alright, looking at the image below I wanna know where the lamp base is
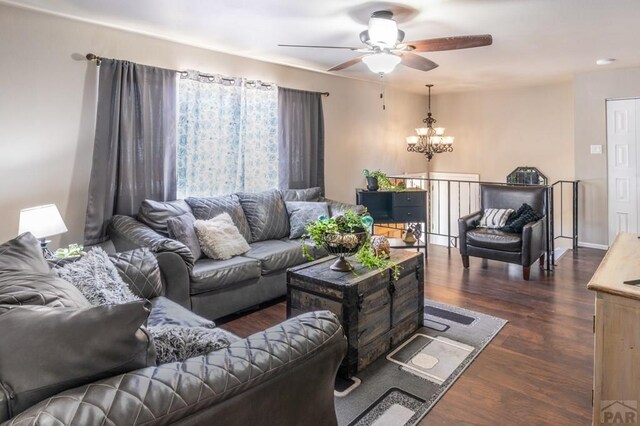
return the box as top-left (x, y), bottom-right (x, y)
top-left (40, 238), bottom-right (54, 259)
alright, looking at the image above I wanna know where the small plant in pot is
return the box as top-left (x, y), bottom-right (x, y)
top-left (302, 210), bottom-right (400, 278)
top-left (362, 169), bottom-right (401, 191)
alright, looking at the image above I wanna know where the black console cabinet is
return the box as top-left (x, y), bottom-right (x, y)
top-left (356, 189), bottom-right (427, 224)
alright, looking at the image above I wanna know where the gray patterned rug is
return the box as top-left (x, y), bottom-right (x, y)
top-left (335, 300), bottom-right (507, 426)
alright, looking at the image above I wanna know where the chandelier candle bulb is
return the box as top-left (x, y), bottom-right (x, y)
top-left (406, 136), bottom-right (419, 145)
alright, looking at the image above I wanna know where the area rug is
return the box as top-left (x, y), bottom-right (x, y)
top-left (334, 300), bottom-right (507, 426)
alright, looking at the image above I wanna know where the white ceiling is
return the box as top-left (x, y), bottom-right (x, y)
top-left (4, 0), bottom-right (640, 93)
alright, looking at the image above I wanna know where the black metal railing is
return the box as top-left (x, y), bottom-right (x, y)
top-left (375, 175), bottom-right (580, 270)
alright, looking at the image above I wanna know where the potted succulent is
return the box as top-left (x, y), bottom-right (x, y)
top-left (302, 210), bottom-right (400, 278)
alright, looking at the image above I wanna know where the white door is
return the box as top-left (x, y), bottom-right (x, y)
top-left (607, 99), bottom-right (640, 244)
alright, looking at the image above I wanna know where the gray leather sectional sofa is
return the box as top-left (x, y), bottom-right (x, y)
top-left (0, 233), bottom-right (346, 426)
top-left (109, 187), bottom-right (360, 320)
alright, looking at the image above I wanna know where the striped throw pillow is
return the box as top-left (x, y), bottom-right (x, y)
top-left (478, 208), bottom-right (514, 229)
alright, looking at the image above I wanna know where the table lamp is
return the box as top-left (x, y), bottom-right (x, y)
top-left (18, 204), bottom-right (68, 257)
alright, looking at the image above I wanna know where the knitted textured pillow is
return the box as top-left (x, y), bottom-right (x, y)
top-left (478, 208), bottom-right (514, 229)
top-left (55, 248), bottom-right (141, 306)
top-left (501, 203), bottom-right (543, 233)
top-left (194, 213), bottom-right (250, 260)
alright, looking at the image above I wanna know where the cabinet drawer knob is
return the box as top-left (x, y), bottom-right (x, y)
top-left (407, 212), bottom-right (412, 216)
top-left (407, 197), bottom-right (412, 201)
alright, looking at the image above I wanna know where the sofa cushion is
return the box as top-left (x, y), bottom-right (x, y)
top-left (0, 233), bottom-right (50, 273)
top-left (166, 212), bottom-right (202, 260)
top-left (281, 187), bottom-right (322, 202)
top-left (286, 201), bottom-right (330, 239)
top-left (55, 248), bottom-right (141, 306)
top-left (467, 228), bottom-right (522, 252)
top-left (0, 271), bottom-right (90, 308)
top-left (186, 195), bottom-right (252, 243)
top-left (148, 296), bottom-right (216, 328)
top-left (0, 300), bottom-right (155, 416)
top-left (190, 256), bottom-right (261, 294)
top-left (237, 190), bottom-right (290, 242)
top-left (138, 199), bottom-right (192, 236)
top-left (109, 248), bottom-right (164, 300)
top-left (244, 240), bottom-right (311, 275)
top-left (194, 213), bottom-right (251, 260)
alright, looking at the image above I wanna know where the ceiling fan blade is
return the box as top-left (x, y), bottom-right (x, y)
top-left (328, 55), bottom-right (366, 72)
top-left (401, 35), bottom-right (493, 52)
top-left (400, 53), bottom-right (439, 72)
top-left (278, 44), bottom-right (360, 50)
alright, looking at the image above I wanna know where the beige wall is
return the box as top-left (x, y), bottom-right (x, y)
top-left (0, 4), bottom-right (428, 246)
top-left (574, 67), bottom-right (640, 246)
top-left (429, 82), bottom-right (575, 183)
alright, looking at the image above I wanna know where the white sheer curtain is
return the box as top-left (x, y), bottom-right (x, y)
top-left (177, 71), bottom-right (279, 198)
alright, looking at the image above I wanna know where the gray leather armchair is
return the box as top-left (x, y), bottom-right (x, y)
top-left (458, 184), bottom-right (547, 280)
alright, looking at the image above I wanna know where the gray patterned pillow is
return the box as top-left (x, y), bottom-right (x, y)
top-left (281, 187), bottom-right (322, 202)
top-left (186, 195), bottom-right (252, 242)
top-left (138, 199), bottom-right (192, 236)
top-left (286, 201), bottom-right (330, 239)
top-left (166, 212), bottom-right (202, 260)
top-left (237, 190), bottom-right (290, 242)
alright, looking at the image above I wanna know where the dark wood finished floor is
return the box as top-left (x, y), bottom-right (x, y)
top-left (221, 245), bottom-right (605, 425)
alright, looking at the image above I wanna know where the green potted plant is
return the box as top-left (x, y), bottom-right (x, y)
top-left (362, 169), bottom-right (403, 191)
top-left (302, 210), bottom-right (400, 278)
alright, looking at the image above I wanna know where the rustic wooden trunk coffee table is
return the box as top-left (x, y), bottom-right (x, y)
top-left (287, 250), bottom-right (424, 378)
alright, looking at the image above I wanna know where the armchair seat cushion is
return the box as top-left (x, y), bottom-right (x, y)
top-left (190, 256), bottom-right (261, 294)
top-left (467, 228), bottom-right (522, 252)
top-left (244, 239), bottom-right (309, 275)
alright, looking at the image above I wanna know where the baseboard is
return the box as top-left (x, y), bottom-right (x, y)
top-left (578, 241), bottom-right (609, 250)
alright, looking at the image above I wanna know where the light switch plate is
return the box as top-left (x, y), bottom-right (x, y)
top-left (590, 145), bottom-right (603, 154)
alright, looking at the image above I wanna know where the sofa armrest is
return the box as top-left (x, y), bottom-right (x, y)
top-left (108, 215), bottom-right (195, 270)
top-left (155, 251), bottom-right (191, 309)
top-left (458, 211), bottom-right (482, 255)
top-left (5, 311), bottom-right (346, 426)
top-left (522, 217), bottom-right (546, 266)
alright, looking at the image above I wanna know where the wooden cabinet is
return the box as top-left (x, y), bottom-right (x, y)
top-left (287, 250), bottom-right (424, 378)
top-left (588, 233), bottom-right (640, 425)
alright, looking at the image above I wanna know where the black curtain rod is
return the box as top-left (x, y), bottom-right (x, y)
top-left (85, 53), bottom-right (330, 97)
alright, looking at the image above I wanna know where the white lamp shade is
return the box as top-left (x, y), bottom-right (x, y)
top-left (444, 136), bottom-right (455, 145)
top-left (362, 52), bottom-right (401, 74)
top-left (406, 136), bottom-right (419, 145)
top-left (415, 127), bottom-right (430, 136)
top-left (18, 204), bottom-right (67, 239)
top-left (434, 127), bottom-right (446, 136)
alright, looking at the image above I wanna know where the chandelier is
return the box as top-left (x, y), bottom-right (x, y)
top-left (406, 84), bottom-right (454, 161)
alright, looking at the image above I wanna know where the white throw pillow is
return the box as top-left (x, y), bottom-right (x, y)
top-left (194, 213), bottom-right (250, 260)
top-left (478, 208), bottom-right (514, 229)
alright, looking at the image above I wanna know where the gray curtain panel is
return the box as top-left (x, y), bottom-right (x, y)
top-left (278, 88), bottom-right (325, 192)
top-left (84, 59), bottom-right (177, 245)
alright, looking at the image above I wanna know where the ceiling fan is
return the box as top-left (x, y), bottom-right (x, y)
top-left (279, 10), bottom-right (492, 74)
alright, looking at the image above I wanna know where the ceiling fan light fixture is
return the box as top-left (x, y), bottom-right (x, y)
top-left (362, 52), bottom-right (401, 74)
top-left (368, 15), bottom-right (398, 47)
